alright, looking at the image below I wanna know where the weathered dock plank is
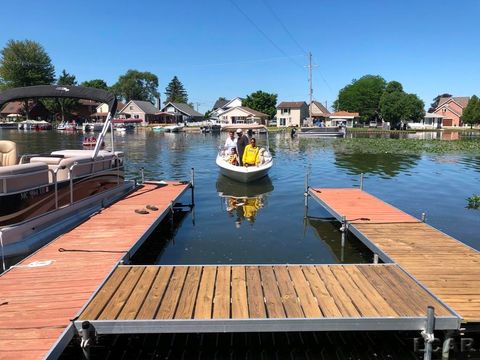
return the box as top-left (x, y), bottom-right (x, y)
top-left (0, 181), bottom-right (191, 360)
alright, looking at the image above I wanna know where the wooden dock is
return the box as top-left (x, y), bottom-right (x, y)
top-left (75, 264), bottom-right (458, 334)
top-left (0, 181), bottom-right (191, 360)
top-left (309, 188), bottom-right (480, 325)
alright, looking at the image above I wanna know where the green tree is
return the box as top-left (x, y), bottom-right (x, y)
top-left (380, 81), bottom-right (424, 128)
top-left (333, 75), bottom-right (386, 123)
top-left (42, 70), bottom-right (78, 122)
top-left (0, 39), bottom-right (55, 118)
top-left (462, 95), bottom-right (480, 128)
top-left (242, 90), bottom-right (277, 118)
top-left (112, 69), bottom-right (159, 103)
top-left (164, 76), bottom-right (188, 104)
top-left (428, 93), bottom-right (452, 112)
top-left (81, 79), bottom-right (108, 90)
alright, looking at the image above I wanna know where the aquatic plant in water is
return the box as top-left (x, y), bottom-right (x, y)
top-left (467, 194), bottom-right (480, 209)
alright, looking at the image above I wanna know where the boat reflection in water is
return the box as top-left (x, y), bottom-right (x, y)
top-left (216, 175), bottom-right (273, 228)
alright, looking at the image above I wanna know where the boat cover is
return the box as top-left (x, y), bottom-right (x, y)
top-left (0, 85), bottom-right (117, 114)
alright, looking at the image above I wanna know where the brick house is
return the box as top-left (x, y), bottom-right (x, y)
top-left (434, 96), bottom-right (470, 127)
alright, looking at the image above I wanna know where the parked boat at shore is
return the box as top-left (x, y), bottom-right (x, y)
top-left (298, 126), bottom-right (346, 137)
top-left (0, 85), bottom-right (134, 260)
top-left (216, 124), bottom-right (273, 183)
top-left (164, 124), bottom-right (184, 133)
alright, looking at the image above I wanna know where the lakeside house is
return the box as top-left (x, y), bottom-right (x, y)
top-left (276, 102), bottom-right (308, 127)
top-left (160, 102), bottom-right (204, 123)
top-left (91, 101), bottom-right (125, 122)
top-left (0, 101), bottom-right (49, 121)
top-left (210, 97), bottom-right (243, 121)
top-left (310, 100), bottom-right (330, 123)
top-left (434, 96), bottom-right (469, 127)
top-left (326, 111), bottom-right (360, 127)
top-left (218, 106), bottom-right (268, 125)
top-left (118, 100), bottom-right (161, 126)
top-left (408, 113), bottom-right (444, 129)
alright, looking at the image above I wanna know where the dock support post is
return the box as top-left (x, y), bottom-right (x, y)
top-left (341, 232), bottom-right (345, 262)
top-left (360, 173), bottom-right (364, 190)
top-left (80, 321), bottom-right (93, 360)
top-left (304, 173), bottom-right (309, 209)
top-left (422, 306), bottom-right (435, 360)
top-left (140, 167), bottom-right (145, 184)
top-left (191, 167), bottom-right (195, 207)
top-left (422, 212), bottom-right (427, 223)
top-left (340, 216), bottom-right (347, 232)
top-left (373, 253), bottom-right (379, 264)
top-left (170, 201), bottom-right (174, 231)
top-left (442, 331), bottom-right (454, 360)
top-left (0, 230), bottom-right (5, 272)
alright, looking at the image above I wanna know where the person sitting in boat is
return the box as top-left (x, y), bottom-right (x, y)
top-left (242, 137), bottom-right (261, 167)
top-left (236, 129), bottom-right (249, 166)
top-left (228, 148), bottom-right (239, 166)
top-left (224, 131), bottom-right (237, 154)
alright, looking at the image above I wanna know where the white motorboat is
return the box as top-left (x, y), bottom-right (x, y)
top-left (0, 85), bottom-right (135, 262)
top-left (164, 124), bottom-right (184, 133)
top-left (298, 126), bottom-right (346, 137)
top-left (216, 124), bottom-right (273, 183)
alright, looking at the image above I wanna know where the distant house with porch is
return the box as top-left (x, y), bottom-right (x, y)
top-left (326, 111), bottom-right (360, 128)
top-left (0, 100), bottom-right (50, 121)
top-left (118, 100), bottom-right (161, 126)
top-left (275, 101), bottom-right (308, 127)
top-left (218, 106), bottom-right (268, 125)
top-left (161, 102), bottom-right (204, 123)
top-left (210, 97), bottom-right (243, 121)
top-left (310, 101), bottom-right (330, 122)
top-left (434, 96), bottom-right (469, 127)
top-left (91, 101), bottom-right (125, 122)
top-left (408, 113), bottom-right (444, 129)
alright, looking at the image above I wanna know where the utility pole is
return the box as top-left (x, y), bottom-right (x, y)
top-left (308, 51), bottom-right (313, 119)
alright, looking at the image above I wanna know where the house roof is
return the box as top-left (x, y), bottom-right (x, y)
top-left (221, 106), bottom-right (268, 118)
top-left (311, 100), bottom-right (329, 114)
top-left (162, 102), bottom-right (203, 117)
top-left (213, 98), bottom-right (229, 110)
top-left (277, 101), bottom-right (307, 109)
top-left (0, 100), bottom-right (42, 115)
top-left (437, 96), bottom-right (470, 109)
top-left (329, 111), bottom-right (360, 117)
top-left (120, 100), bottom-right (158, 115)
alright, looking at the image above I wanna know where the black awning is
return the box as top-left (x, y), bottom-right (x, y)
top-left (0, 85), bottom-right (117, 115)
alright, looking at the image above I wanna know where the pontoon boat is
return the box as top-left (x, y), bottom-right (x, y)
top-left (0, 85), bottom-right (135, 261)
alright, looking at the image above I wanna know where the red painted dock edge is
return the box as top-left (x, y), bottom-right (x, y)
top-left (0, 181), bottom-right (190, 360)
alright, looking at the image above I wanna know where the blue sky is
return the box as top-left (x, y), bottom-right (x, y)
top-left (1, 0), bottom-right (479, 113)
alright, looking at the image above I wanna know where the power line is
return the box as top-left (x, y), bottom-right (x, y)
top-left (228, 0), bottom-right (304, 70)
top-left (261, 0), bottom-right (307, 55)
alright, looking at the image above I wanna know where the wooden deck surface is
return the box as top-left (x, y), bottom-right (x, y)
top-left (0, 181), bottom-right (190, 360)
top-left (79, 264), bottom-right (452, 322)
top-left (310, 188), bottom-right (480, 323)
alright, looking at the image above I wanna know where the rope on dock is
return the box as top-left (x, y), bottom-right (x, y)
top-left (58, 248), bottom-right (127, 254)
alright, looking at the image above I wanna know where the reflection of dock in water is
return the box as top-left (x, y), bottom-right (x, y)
top-left (216, 175), bottom-right (273, 228)
top-left (306, 216), bottom-right (371, 263)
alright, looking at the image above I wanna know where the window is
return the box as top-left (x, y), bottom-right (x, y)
top-left (134, 115), bottom-right (139, 119)
top-left (130, 106), bottom-right (134, 110)
top-left (280, 118), bottom-right (286, 126)
top-left (281, 108), bottom-right (290, 114)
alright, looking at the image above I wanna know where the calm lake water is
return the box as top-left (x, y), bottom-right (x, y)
top-left (2, 128), bottom-right (480, 359)
top-left (2, 128), bottom-right (480, 263)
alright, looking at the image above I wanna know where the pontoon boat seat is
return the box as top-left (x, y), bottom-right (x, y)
top-left (30, 155), bottom-right (94, 182)
top-left (0, 163), bottom-right (49, 193)
top-left (0, 140), bottom-right (17, 167)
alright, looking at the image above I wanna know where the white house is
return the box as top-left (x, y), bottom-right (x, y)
top-left (218, 106), bottom-right (268, 125)
top-left (408, 113), bottom-right (443, 129)
top-left (276, 102), bottom-right (308, 127)
top-left (210, 97), bottom-right (243, 121)
top-left (326, 111), bottom-right (359, 128)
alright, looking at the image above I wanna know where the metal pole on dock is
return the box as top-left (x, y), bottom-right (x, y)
top-left (191, 167), bottom-right (195, 207)
top-left (442, 331), bottom-right (454, 360)
top-left (304, 172), bottom-right (309, 209)
top-left (341, 232), bottom-right (345, 262)
top-left (360, 173), bottom-right (364, 190)
top-left (422, 212), bottom-right (427, 222)
top-left (422, 306), bottom-right (435, 360)
top-left (373, 253), bottom-right (379, 264)
top-left (80, 321), bottom-right (92, 360)
top-left (140, 167), bottom-right (145, 184)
